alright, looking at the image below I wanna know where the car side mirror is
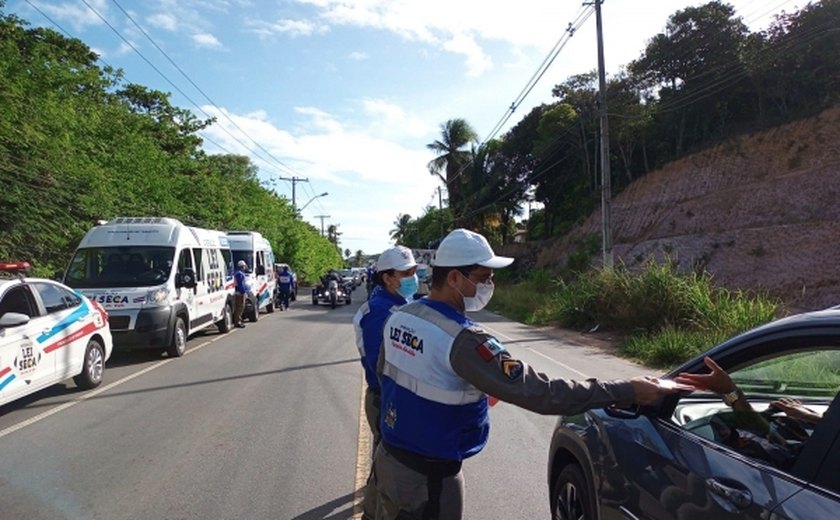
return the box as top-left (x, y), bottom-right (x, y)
top-left (0, 312), bottom-right (30, 329)
top-left (180, 268), bottom-right (197, 289)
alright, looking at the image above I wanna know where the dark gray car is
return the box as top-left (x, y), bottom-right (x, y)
top-left (548, 308), bottom-right (840, 519)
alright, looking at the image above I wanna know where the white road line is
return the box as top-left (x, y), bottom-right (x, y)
top-left (483, 323), bottom-right (590, 377)
top-left (0, 331), bottom-right (232, 440)
top-left (353, 369), bottom-right (370, 520)
top-left (526, 347), bottom-right (589, 378)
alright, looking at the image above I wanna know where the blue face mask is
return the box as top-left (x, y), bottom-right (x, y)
top-left (396, 274), bottom-right (419, 298)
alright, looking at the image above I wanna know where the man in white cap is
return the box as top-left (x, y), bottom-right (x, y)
top-left (371, 228), bottom-right (682, 520)
top-left (353, 245), bottom-right (418, 519)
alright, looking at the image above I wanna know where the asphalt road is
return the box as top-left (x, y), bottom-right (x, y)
top-left (0, 287), bottom-right (651, 519)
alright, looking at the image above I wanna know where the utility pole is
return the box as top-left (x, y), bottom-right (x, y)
top-left (314, 215), bottom-right (330, 236)
top-left (277, 176), bottom-right (309, 210)
top-left (594, 0), bottom-right (613, 267)
top-left (437, 186), bottom-right (444, 238)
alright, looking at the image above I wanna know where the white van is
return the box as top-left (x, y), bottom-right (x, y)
top-left (226, 231), bottom-right (276, 320)
top-left (63, 217), bottom-right (235, 357)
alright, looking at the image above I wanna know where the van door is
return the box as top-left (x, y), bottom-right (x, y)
top-left (175, 248), bottom-right (199, 333)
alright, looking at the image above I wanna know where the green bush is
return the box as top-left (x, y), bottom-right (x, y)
top-left (489, 259), bottom-right (781, 368)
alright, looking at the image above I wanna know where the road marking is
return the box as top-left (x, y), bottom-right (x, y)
top-left (526, 347), bottom-right (589, 378)
top-left (353, 369), bottom-right (370, 520)
top-left (483, 323), bottom-right (590, 377)
top-left (0, 330), bottom-right (232, 440)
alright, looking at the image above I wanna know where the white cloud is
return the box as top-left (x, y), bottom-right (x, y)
top-left (33, 0), bottom-right (110, 30)
top-left (247, 18), bottom-right (328, 38)
top-left (361, 99), bottom-right (432, 140)
top-left (192, 32), bottom-right (222, 48)
top-left (348, 51), bottom-right (369, 61)
top-left (442, 34), bottom-right (493, 77)
top-left (147, 12), bottom-right (178, 31)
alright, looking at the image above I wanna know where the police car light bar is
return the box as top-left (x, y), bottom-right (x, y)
top-left (0, 261), bottom-right (31, 272)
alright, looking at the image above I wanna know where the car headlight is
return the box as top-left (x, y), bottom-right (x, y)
top-left (145, 286), bottom-right (170, 304)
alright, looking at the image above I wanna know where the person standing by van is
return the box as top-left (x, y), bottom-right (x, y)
top-left (233, 260), bottom-right (249, 328)
top-left (276, 265), bottom-right (293, 311)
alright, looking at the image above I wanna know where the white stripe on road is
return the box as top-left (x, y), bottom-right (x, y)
top-left (483, 323), bottom-right (590, 378)
top-left (0, 330), bottom-right (233, 440)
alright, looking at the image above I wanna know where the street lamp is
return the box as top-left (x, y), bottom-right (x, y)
top-left (299, 192), bottom-right (328, 213)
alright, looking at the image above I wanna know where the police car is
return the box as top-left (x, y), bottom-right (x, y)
top-left (0, 261), bottom-right (113, 408)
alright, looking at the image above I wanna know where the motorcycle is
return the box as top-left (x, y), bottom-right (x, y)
top-left (312, 277), bottom-right (352, 308)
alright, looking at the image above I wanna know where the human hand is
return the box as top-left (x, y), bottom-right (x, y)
top-left (771, 397), bottom-right (823, 423)
top-left (630, 376), bottom-right (691, 406)
top-left (674, 357), bottom-right (736, 394)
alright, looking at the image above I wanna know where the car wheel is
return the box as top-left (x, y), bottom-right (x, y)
top-left (73, 338), bottom-right (105, 390)
top-left (217, 304), bottom-right (232, 333)
top-left (167, 317), bottom-right (187, 358)
top-left (553, 464), bottom-right (594, 520)
top-left (266, 297), bottom-right (275, 313)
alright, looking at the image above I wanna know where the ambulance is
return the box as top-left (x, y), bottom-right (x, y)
top-left (226, 231), bottom-right (276, 321)
top-left (63, 217), bottom-right (234, 357)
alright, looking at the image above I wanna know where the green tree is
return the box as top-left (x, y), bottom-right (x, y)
top-left (426, 118), bottom-right (478, 220)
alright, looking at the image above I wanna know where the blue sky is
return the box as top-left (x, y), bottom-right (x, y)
top-left (8, 0), bottom-right (796, 256)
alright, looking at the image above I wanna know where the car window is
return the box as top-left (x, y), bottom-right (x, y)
top-left (672, 347), bottom-right (840, 472)
top-left (0, 285), bottom-right (37, 318)
top-left (32, 282), bottom-right (82, 314)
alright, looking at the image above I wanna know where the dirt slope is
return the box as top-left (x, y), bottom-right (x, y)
top-left (501, 106), bottom-right (840, 312)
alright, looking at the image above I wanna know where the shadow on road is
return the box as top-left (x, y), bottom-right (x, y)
top-left (289, 491), bottom-right (359, 519)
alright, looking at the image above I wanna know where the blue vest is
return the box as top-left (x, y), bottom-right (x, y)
top-left (353, 286), bottom-right (406, 391)
top-left (379, 299), bottom-right (489, 461)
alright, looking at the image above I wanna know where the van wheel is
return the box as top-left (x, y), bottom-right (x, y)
top-left (217, 304), bottom-right (232, 333)
top-left (167, 317), bottom-right (187, 357)
top-left (73, 338), bottom-right (105, 390)
top-left (248, 298), bottom-right (259, 322)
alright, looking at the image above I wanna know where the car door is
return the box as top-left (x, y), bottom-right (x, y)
top-left (0, 284), bottom-right (55, 404)
top-left (175, 247), bottom-right (200, 331)
top-left (601, 329), bottom-right (840, 520)
top-left (30, 282), bottom-right (89, 380)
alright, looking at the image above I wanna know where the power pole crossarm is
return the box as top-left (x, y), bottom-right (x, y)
top-left (278, 176), bottom-right (309, 210)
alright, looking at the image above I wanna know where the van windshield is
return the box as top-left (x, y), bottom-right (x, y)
top-left (231, 250), bottom-right (253, 271)
top-left (65, 246), bottom-right (176, 288)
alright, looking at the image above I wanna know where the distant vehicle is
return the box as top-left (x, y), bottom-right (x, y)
top-left (274, 263), bottom-right (297, 302)
top-left (312, 273), bottom-right (351, 308)
top-left (337, 269), bottom-right (358, 288)
top-left (226, 231), bottom-right (276, 320)
top-left (1, 261), bottom-right (113, 407)
top-left (548, 307), bottom-right (840, 520)
top-left (64, 217), bottom-right (233, 357)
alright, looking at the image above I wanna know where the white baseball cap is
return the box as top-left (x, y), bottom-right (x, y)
top-left (376, 246), bottom-right (417, 271)
top-left (237, 260), bottom-right (247, 268)
top-left (434, 229), bottom-right (514, 269)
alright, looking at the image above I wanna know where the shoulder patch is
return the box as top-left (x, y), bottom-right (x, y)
top-left (502, 359), bottom-right (524, 380)
top-left (475, 337), bottom-right (506, 361)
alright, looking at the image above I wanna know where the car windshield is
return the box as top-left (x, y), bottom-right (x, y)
top-left (338, 269), bottom-right (353, 278)
top-left (64, 246), bottom-right (176, 288)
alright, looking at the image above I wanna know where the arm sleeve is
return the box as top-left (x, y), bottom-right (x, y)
top-left (449, 328), bottom-right (635, 416)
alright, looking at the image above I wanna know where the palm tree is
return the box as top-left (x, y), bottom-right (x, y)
top-left (426, 118), bottom-right (478, 217)
top-left (390, 213), bottom-right (412, 244)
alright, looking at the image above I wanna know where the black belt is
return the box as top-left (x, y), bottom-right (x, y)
top-left (382, 442), bottom-right (461, 478)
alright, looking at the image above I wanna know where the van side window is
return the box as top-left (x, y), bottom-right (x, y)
top-left (177, 249), bottom-right (193, 273)
top-left (193, 248), bottom-right (205, 281)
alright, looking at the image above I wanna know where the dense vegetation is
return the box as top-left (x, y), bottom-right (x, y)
top-left (397, 0), bottom-right (840, 248)
top-left (0, 6), bottom-right (342, 282)
top-left (489, 261), bottom-right (780, 368)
